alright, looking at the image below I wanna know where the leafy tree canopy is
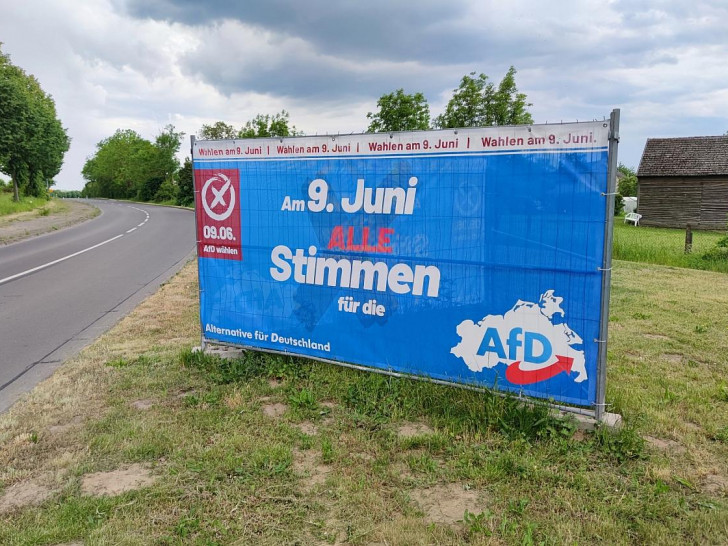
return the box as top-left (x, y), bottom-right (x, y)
top-left (617, 164), bottom-right (638, 197)
top-left (176, 157), bottom-right (194, 207)
top-left (0, 44), bottom-right (70, 201)
top-left (366, 89), bottom-right (430, 133)
top-left (198, 121), bottom-right (237, 140)
top-left (82, 125), bottom-right (184, 202)
top-left (435, 67), bottom-right (533, 128)
top-left (198, 111), bottom-right (301, 140)
top-left (239, 111), bottom-right (300, 138)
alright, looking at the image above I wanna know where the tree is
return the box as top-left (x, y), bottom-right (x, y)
top-left (617, 164), bottom-right (638, 197)
top-left (199, 111), bottom-right (301, 140)
top-left (23, 82), bottom-right (70, 197)
top-left (238, 110), bottom-right (300, 138)
top-left (198, 121), bottom-right (236, 140)
top-left (82, 125), bottom-right (184, 202)
top-left (149, 124), bottom-right (183, 202)
top-left (176, 157), bottom-right (193, 206)
top-left (82, 129), bottom-right (156, 199)
top-left (435, 67), bottom-right (533, 128)
top-left (0, 45), bottom-right (69, 201)
top-left (154, 177), bottom-right (178, 203)
top-left (366, 89), bottom-right (430, 133)
top-left (0, 47), bottom-right (29, 201)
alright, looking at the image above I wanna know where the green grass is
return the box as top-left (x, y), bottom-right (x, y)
top-left (0, 191), bottom-right (50, 216)
top-left (613, 220), bottom-right (728, 272)
top-left (1, 261), bottom-right (727, 544)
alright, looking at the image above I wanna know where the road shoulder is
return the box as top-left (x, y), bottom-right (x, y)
top-left (0, 199), bottom-right (100, 245)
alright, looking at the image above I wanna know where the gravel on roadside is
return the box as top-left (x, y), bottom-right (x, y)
top-left (0, 199), bottom-right (100, 245)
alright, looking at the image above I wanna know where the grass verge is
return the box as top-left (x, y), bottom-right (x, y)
top-left (0, 192), bottom-right (56, 217)
top-left (613, 220), bottom-right (728, 273)
top-left (0, 259), bottom-right (726, 544)
top-left (0, 199), bottom-right (97, 245)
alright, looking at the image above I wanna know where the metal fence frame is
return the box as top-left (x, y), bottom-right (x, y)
top-left (191, 113), bottom-right (620, 421)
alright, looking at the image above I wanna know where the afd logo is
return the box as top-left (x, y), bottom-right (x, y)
top-left (451, 291), bottom-right (588, 386)
top-left (477, 327), bottom-right (553, 364)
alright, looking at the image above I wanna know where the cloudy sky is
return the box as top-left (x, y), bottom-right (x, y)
top-left (1, 0), bottom-right (726, 190)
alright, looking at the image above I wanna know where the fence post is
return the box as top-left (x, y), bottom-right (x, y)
top-left (596, 109), bottom-right (620, 422)
top-left (190, 135), bottom-right (206, 352)
top-left (685, 224), bottom-right (693, 254)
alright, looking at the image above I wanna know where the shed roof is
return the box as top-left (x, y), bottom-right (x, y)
top-left (637, 136), bottom-right (728, 177)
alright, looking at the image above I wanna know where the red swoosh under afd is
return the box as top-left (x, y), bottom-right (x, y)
top-left (505, 355), bottom-right (574, 385)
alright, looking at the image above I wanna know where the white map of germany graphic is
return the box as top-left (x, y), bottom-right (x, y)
top-left (451, 290), bottom-right (587, 384)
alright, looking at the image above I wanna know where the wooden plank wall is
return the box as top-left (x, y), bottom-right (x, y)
top-left (638, 176), bottom-right (728, 229)
top-left (701, 181), bottom-right (728, 228)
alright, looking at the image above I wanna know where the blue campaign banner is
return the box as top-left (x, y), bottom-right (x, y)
top-left (193, 122), bottom-right (611, 408)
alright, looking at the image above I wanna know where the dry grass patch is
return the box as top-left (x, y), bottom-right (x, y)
top-left (397, 422), bottom-right (435, 439)
top-left (0, 478), bottom-right (54, 514)
top-left (645, 435), bottom-right (686, 454)
top-left (129, 398), bottom-right (155, 411)
top-left (410, 483), bottom-right (481, 525)
top-left (80, 464), bottom-right (156, 497)
top-left (294, 421), bottom-right (319, 435)
top-left (703, 474), bottom-right (728, 495)
top-left (662, 353), bottom-right (684, 364)
top-left (262, 402), bottom-right (288, 418)
top-left (1, 259), bottom-right (728, 544)
top-left (293, 448), bottom-right (332, 490)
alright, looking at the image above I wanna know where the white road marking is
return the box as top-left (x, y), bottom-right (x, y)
top-left (0, 234), bottom-right (124, 286)
top-left (0, 205), bottom-right (151, 286)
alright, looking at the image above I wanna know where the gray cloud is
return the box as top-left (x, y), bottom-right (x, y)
top-left (123, 0), bottom-right (483, 64)
top-left (2, 0), bottom-right (727, 189)
top-left (123, 0), bottom-right (728, 113)
top-left (177, 20), bottom-right (460, 104)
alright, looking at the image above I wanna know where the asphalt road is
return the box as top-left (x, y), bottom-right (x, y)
top-left (0, 200), bottom-right (195, 413)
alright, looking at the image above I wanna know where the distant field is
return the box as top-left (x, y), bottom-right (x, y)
top-left (613, 220), bottom-right (727, 273)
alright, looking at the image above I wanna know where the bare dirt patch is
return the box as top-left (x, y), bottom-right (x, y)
top-left (410, 483), bottom-right (480, 525)
top-left (391, 461), bottom-right (415, 482)
top-left (0, 199), bottom-right (99, 245)
top-left (645, 436), bottom-right (686, 454)
top-left (354, 452), bottom-right (374, 462)
top-left (48, 415), bottom-right (85, 435)
top-left (268, 378), bottom-right (283, 388)
top-left (262, 403), bottom-right (288, 418)
top-left (176, 388), bottom-right (196, 399)
top-left (703, 474), bottom-right (728, 495)
top-left (81, 464), bottom-right (156, 496)
top-left (223, 390), bottom-right (245, 410)
top-left (293, 449), bottom-right (331, 489)
top-left (130, 398), bottom-right (155, 411)
top-left (398, 422), bottom-right (435, 439)
top-left (0, 478), bottom-right (54, 513)
top-left (662, 353), bottom-right (683, 364)
top-left (294, 421), bottom-right (318, 435)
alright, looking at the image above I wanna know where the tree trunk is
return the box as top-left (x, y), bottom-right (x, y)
top-left (12, 171), bottom-right (20, 202)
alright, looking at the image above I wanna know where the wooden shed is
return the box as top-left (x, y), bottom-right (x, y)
top-left (637, 136), bottom-right (728, 229)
